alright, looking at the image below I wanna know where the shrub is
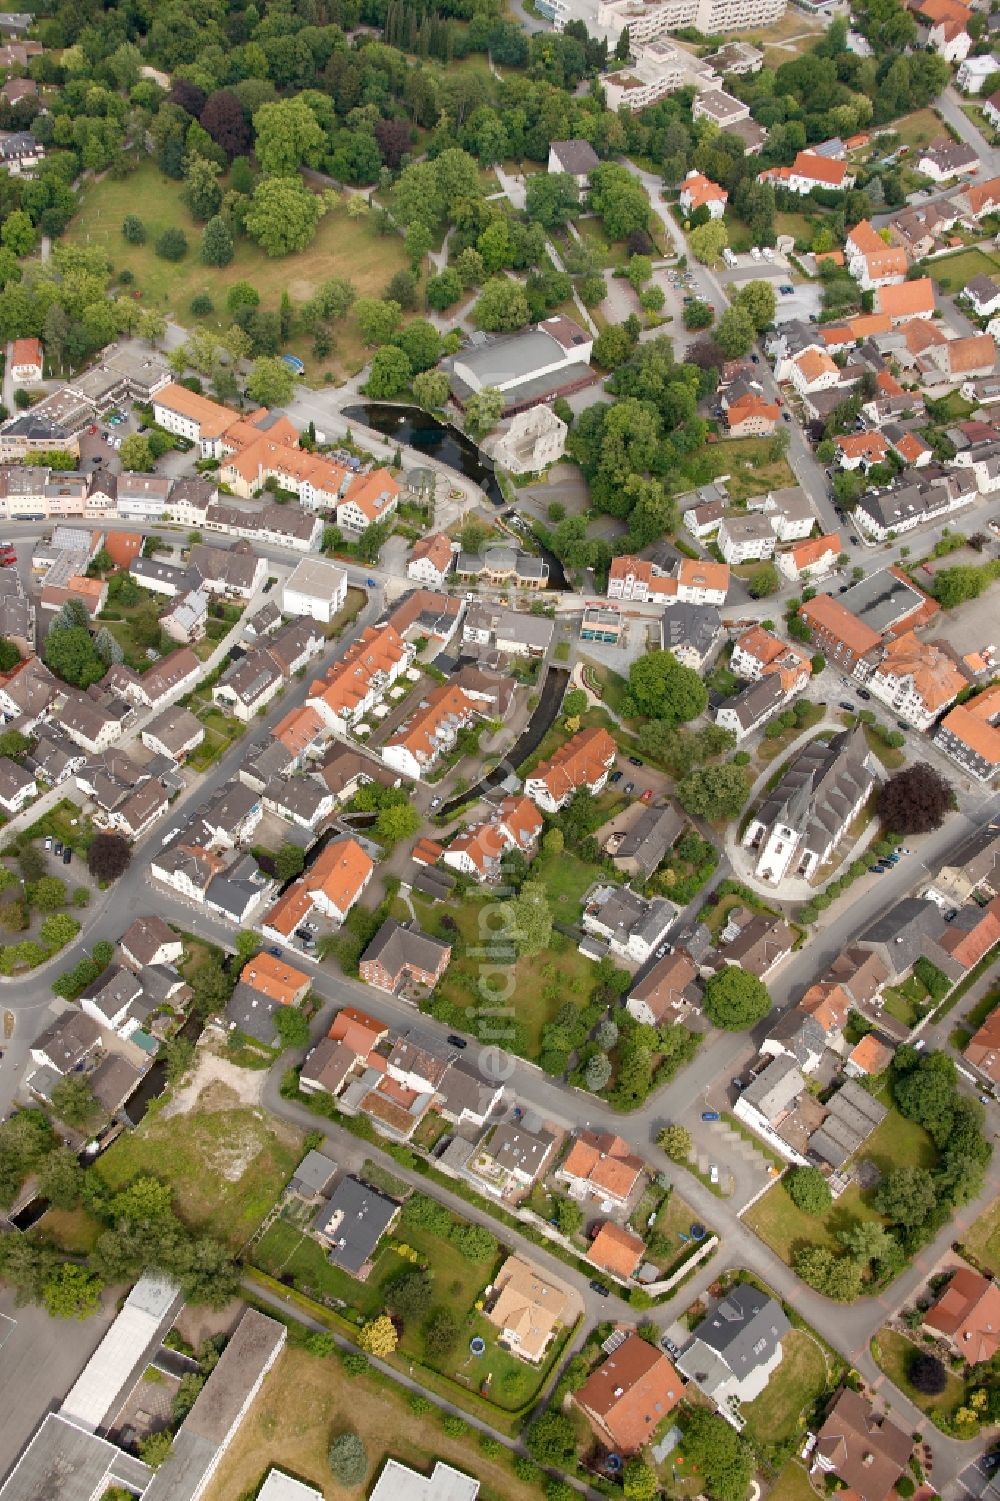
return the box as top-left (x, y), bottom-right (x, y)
top-left (155, 227), bottom-right (188, 261)
top-left (909, 1350), bottom-right (947, 1395)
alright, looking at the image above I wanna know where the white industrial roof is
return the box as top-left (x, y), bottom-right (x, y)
top-left (257, 1473), bottom-right (324, 1501)
top-left (60, 1274), bottom-right (180, 1432)
top-left (368, 1459), bottom-right (480, 1501)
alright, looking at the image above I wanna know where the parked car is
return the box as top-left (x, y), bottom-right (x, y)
top-left (267, 946), bottom-right (282, 958)
top-left (702, 1110), bottom-right (720, 1121)
top-left (367, 577), bottom-right (377, 587)
top-left (628, 756), bottom-right (643, 767)
top-left (709, 1165), bottom-right (720, 1184)
top-left (895, 721), bottom-right (909, 732)
top-left (839, 701), bottom-right (856, 712)
top-left (589, 1280), bottom-right (611, 1297)
top-left (609, 770), bottom-right (624, 783)
top-left (54, 841), bottom-right (63, 856)
top-left (623, 782), bottom-right (634, 795)
top-left (446, 1034), bottom-right (468, 1049)
top-left (858, 688), bottom-right (871, 700)
top-left (782, 412), bottom-right (791, 422)
top-left (868, 864), bottom-right (884, 874)
top-left (44, 837), bottom-right (51, 851)
top-left (641, 788), bottom-right (653, 802)
top-left (62, 848), bottom-right (71, 864)
top-left (850, 534), bottom-right (860, 544)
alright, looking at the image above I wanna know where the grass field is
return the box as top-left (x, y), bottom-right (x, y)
top-left (203, 1345), bottom-right (544, 1501)
top-left (37, 1205), bottom-right (102, 1254)
top-left (745, 1109), bottom-right (935, 1265)
top-left (871, 1328), bottom-right (966, 1418)
top-left (890, 109), bottom-right (945, 150)
top-left (964, 1197), bottom-right (1000, 1275)
top-left (772, 211), bottom-right (821, 247)
top-left (766, 1462), bottom-right (822, 1501)
top-left (741, 1329), bottom-right (829, 1445)
top-left (926, 247), bottom-right (1000, 295)
top-left (693, 437), bottom-right (796, 503)
top-left (95, 1085), bottom-right (302, 1249)
top-left (67, 160), bottom-right (411, 384)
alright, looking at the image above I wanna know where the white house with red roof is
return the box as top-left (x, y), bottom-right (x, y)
top-left (678, 170), bottom-right (727, 220)
top-left (759, 150), bottom-right (852, 196)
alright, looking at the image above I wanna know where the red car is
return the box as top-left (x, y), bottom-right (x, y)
top-left (641, 788), bottom-right (653, 802)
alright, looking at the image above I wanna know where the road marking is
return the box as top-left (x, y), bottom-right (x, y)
top-left (0, 1311), bottom-right (15, 1349)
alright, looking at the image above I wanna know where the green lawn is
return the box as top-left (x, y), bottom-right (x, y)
top-left (581, 662), bottom-right (632, 721)
top-left (37, 1206), bottom-right (103, 1254)
top-left (963, 1197), bottom-right (1000, 1275)
top-left (745, 1108), bottom-right (936, 1265)
top-left (926, 248), bottom-right (1000, 295)
top-left (882, 985), bottom-right (920, 1029)
top-left (691, 437), bottom-right (796, 504)
top-left (891, 108), bottom-right (945, 150)
top-left (67, 159), bottom-right (411, 385)
top-left (772, 211), bottom-right (820, 246)
top-left (741, 1328), bottom-right (829, 1446)
top-left (96, 1097), bottom-right (303, 1250)
top-left (871, 1328), bottom-right (966, 1419)
top-left (766, 1462), bottom-right (822, 1501)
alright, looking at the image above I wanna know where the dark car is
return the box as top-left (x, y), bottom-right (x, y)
top-left (267, 945), bottom-right (282, 958)
top-left (782, 412), bottom-right (791, 422)
top-left (858, 688), bottom-right (871, 700)
top-left (589, 1280), bottom-right (611, 1297)
top-left (628, 756), bottom-right (643, 766)
top-left (624, 782), bottom-right (635, 795)
top-left (62, 847), bottom-right (72, 864)
top-left (895, 720), bottom-right (909, 732)
top-left (53, 841), bottom-right (63, 856)
top-left (839, 700), bottom-right (855, 712)
top-left (850, 535), bottom-right (860, 544)
top-left (701, 1110), bottom-right (720, 1121)
top-left (869, 865), bottom-right (884, 873)
top-left (609, 770), bottom-right (624, 783)
top-left (750, 353), bottom-right (760, 363)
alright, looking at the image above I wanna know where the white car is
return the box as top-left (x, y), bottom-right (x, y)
top-left (709, 1165), bottom-right (720, 1184)
top-left (750, 246), bottom-right (762, 261)
top-left (762, 246), bottom-right (774, 261)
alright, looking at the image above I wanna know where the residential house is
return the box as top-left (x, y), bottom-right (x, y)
top-left (964, 274), bottom-right (1000, 318)
top-left (730, 625), bottom-right (812, 688)
top-left (140, 705), bottom-right (204, 763)
top-left (485, 1256), bottom-right (568, 1363)
top-left (262, 836), bottom-right (374, 942)
top-left (407, 533), bottom-right (455, 587)
top-left (733, 1054), bottom-right (817, 1163)
top-left (742, 727), bottom-right (876, 885)
top-left (934, 683), bottom-right (1000, 782)
top-left (79, 964), bottom-right (150, 1041)
top-left (759, 150), bottom-right (851, 195)
top-left (333, 468), bottom-right (399, 534)
top-left (918, 139), bottom-right (979, 180)
top-left (627, 949), bottom-right (698, 1026)
top-left (581, 884), bottom-right (675, 964)
top-left (811, 1390), bottom-right (912, 1501)
top-left (725, 390), bottom-right (780, 437)
top-left (957, 52), bottom-right (999, 91)
top-left (312, 1176), bottom-right (400, 1278)
top-left (119, 916), bottom-right (183, 972)
top-left (835, 431), bottom-right (890, 471)
top-left (574, 1336), bottom-right (682, 1453)
top-left (282, 556), bottom-right (348, 624)
top-left (0, 753), bottom-right (34, 813)
top-left (261, 773), bottom-right (334, 831)
top-left (924, 1267), bottom-right (1000, 1364)
top-left (318, 744), bottom-right (401, 803)
top-left (188, 541), bottom-right (267, 600)
top-left (720, 912), bottom-right (794, 979)
top-left (716, 675), bottom-right (790, 742)
top-left (359, 918), bottom-right (452, 994)
top-left (776, 532), bottom-right (841, 582)
top-left (874, 278), bottom-right (936, 323)
top-left (660, 602), bottom-right (723, 670)
top-left (927, 332), bottom-right (996, 385)
top-left (30, 1010), bottom-right (101, 1075)
top-left (161, 588), bottom-right (209, 644)
top-left (678, 1285), bottom-right (790, 1423)
top-left (965, 1006), bottom-right (1000, 1083)
top-left (473, 1117), bottom-right (557, 1194)
top-left (586, 1221), bottom-right (647, 1281)
top-left (9, 336), bottom-right (42, 383)
top-left (442, 795), bottom-right (542, 882)
top-left (678, 170), bottom-right (728, 218)
top-left (461, 602), bottom-right (553, 656)
top-left (845, 1033), bottom-right (895, 1079)
top-left (868, 633), bottom-right (967, 729)
top-left (556, 1130), bottom-right (644, 1207)
top-left (307, 623), bottom-right (412, 735)
top-left (716, 515), bottom-right (776, 565)
top-left (381, 681), bottom-right (483, 780)
top-left (524, 725), bottom-right (616, 812)
top-left (547, 138), bottom-right (600, 185)
top-left (610, 802), bottom-right (684, 881)
top-left (787, 347), bottom-right (842, 398)
top-left (844, 220), bottom-right (908, 290)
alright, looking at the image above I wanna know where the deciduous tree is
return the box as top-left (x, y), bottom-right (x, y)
top-left (245, 177), bottom-right (324, 257)
top-left (878, 764), bottom-right (954, 834)
top-left (87, 832), bottom-right (132, 883)
top-left (703, 967), bottom-right (771, 1030)
top-left (246, 356), bottom-right (295, 407)
top-left (785, 1166), bottom-right (831, 1214)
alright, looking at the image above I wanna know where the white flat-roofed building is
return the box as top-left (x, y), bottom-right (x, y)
top-left (282, 556), bottom-right (348, 623)
top-left (368, 1459), bottom-right (480, 1501)
top-left (61, 1274), bottom-right (182, 1433)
